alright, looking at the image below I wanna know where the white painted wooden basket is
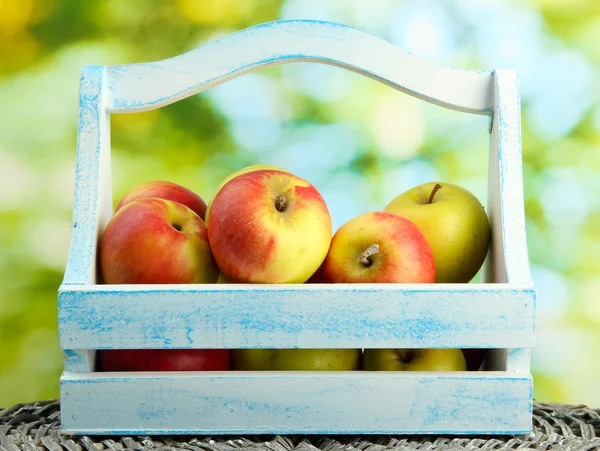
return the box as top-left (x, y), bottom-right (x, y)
top-left (58, 20), bottom-right (536, 436)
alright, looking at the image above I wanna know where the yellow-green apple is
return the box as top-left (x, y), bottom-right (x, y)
top-left (384, 182), bottom-right (490, 283)
top-left (116, 180), bottom-right (207, 220)
top-left (208, 169), bottom-right (332, 283)
top-left (321, 212), bottom-right (435, 283)
top-left (363, 348), bottom-right (466, 371)
top-left (96, 349), bottom-right (230, 371)
top-left (205, 164), bottom-right (285, 224)
top-left (232, 349), bottom-right (361, 371)
top-left (99, 198), bottom-right (219, 284)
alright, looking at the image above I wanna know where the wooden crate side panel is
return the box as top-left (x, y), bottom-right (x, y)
top-left (105, 20), bottom-right (493, 116)
top-left (60, 372), bottom-right (532, 435)
top-left (58, 285), bottom-right (535, 350)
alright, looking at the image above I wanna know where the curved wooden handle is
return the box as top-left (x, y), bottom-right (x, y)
top-left (105, 20), bottom-right (493, 115)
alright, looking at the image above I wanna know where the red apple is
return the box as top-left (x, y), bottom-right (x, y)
top-left (116, 181), bottom-right (207, 220)
top-left (96, 349), bottom-right (230, 371)
top-left (321, 212), bottom-right (435, 283)
top-left (208, 169), bottom-right (332, 283)
top-left (99, 197), bottom-right (219, 284)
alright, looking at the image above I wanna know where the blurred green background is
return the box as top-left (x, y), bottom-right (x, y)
top-left (1, 0), bottom-right (599, 407)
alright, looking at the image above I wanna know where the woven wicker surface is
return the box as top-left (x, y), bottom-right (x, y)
top-left (1, 400), bottom-right (599, 451)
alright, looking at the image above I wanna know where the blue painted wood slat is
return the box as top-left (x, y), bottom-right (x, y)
top-left (58, 284), bottom-right (535, 350)
top-left (60, 372), bottom-right (533, 435)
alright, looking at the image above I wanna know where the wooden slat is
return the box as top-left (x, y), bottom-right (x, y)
top-left (60, 371), bottom-right (532, 435)
top-left (58, 284), bottom-right (535, 350)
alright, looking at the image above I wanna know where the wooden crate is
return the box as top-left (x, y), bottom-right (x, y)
top-left (58, 19), bottom-right (536, 435)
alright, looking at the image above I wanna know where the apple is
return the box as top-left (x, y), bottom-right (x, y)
top-left (205, 164), bottom-right (285, 224)
top-left (99, 197), bottom-right (219, 284)
top-left (231, 349), bottom-right (361, 371)
top-left (363, 348), bottom-right (466, 371)
top-left (96, 349), bottom-right (230, 371)
top-left (462, 348), bottom-right (488, 371)
top-left (116, 180), bottom-right (207, 220)
top-left (305, 261), bottom-right (325, 283)
top-left (384, 182), bottom-right (490, 283)
top-left (321, 212), bottom-right (435, 283)
top-left (208, 169), bottom-right (332, 283)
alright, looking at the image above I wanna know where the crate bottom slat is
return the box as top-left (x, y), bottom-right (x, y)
top-left (60, 371), bottom-right (532, 435)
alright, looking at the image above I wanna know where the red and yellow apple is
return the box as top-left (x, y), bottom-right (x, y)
top-left (205, 164), bottom-right (285, 224)
top-left (96, 349), bottom-right (230, 371)
top-left (363, 348), bottom-right (466, 371)
top-left (321, 212), bottom-right (435, 283)
top-left (384, 182), bottom-right (490, 283)
top-left (116, 180), bottom-right (208, 220)
top-left (99, 197), bottom-right (219, 284)
top-left (208, 169), bottom-right (332, 283)
top-left (231, 349), bottom-right (361, 371)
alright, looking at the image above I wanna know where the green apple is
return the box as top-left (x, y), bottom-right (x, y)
top-left (384, 182), bottom-right (490, 283)
top-left (363, 348), bottom-right (466, 371)
top-left (232, 349), bottom-right (361, 371)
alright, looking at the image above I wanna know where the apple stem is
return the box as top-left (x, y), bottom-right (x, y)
top-left (428, 183), bottom-right (443, 204)
top-left (358, 244), bottom-right (379, 267)
top-left (276, 195), bottom-right (287, 212)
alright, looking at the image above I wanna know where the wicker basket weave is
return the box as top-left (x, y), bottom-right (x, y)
top-left (1, 400), bottom-right (599, 451)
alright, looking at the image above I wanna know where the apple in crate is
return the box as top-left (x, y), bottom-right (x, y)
top-left (384, 182), bottom-right (490, 283)
top-left (96, 349), bottom-right (230, 371)
top-left (462, 348), bottom-right (488, 371)
top-left (116, 180), bottom-right (208, 220)
top-left (232, 349), bottom-right (361, 371)
top-left (363, 348), bottom-right (466, 371)
top-left (208, 169), bottom-right (332, 283)
top-left (99, 197), bottom-right (219, 284)
top-left (321, 212), bottom-right (435, 283)
top-left (205, 164), bottom-right (285, 224)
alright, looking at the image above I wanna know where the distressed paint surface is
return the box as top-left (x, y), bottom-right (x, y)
top-left (482, 70), bottom-right (531, 286)
top-left (63, 350), bottom-right (95, 372)
top-left (60, 371), bottom-right (532, 435)
top-left (58, 284), bottom-right (535, 350)
top-left (507, 348), bottom-right (533, 371)
top-left (62, 66), bottom-right (105, 286)
top-left (104, 20), bottom-right (493, 115)
top-left (494, 71), bottom-right (532, 285)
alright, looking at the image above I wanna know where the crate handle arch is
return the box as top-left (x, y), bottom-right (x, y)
top-left (63, 19), bottom-right (530, 286)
